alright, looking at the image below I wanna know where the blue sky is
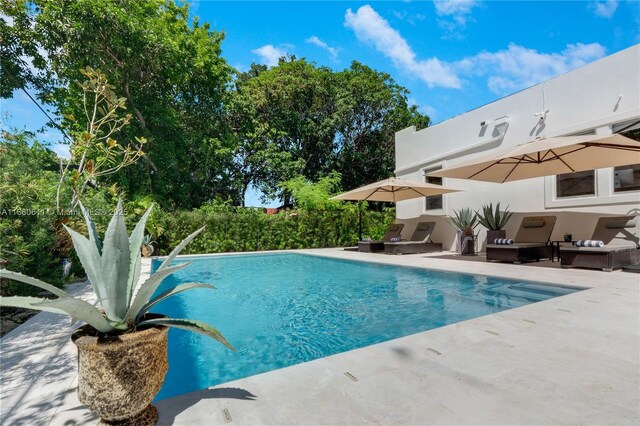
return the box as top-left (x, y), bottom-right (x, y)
top-left (2, 0), bottom-right (639, 206)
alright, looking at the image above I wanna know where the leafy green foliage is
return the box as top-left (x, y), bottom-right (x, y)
top-left (476, 202), bottom-right (513, 230)
top-left (0, 202), bottom-right (234, 349)
top-left (58, 67), bottom-right (147, 208)
top-left (450, 208), bottom-right (479, 235)
top-left (280, 172), bottom-right (345, 211)
top-left (155, 206), bottom-right (394, 254)
top-left (229, 58), bottom-right (430, 206)
top-left (0, 132), bottom-right (69, 294)
top-left (4, 2), bottom-right (430, 209)
top-left (4, 0), bottom-right (235, 208)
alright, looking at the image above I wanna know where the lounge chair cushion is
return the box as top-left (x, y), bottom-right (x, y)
top-left (605, 218), bottom-right (636, 229)
top-left (486, 242), bottom-right (547, 249)
top-left (559, 216), bottom-right (639, 271)
top-left (560, 243), bottom-right (638, 253)
top-left (588, 215), bottom-right (639, 247)
top-left (380, 223), bottom-right (405, 242)
top-left (513, 216), bottom-right (557, 243)
top-left (522, 219), bottom-right (545, 228)
top-left (408, 222), bottom-right (436, 243)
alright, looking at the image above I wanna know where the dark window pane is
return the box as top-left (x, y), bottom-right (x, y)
top-left (425, 171), bottom-right (442, 210)
top-left (614, 164), bottom-right (640, 192)
top-left (556, 170), bottom-right (595, 197)
top-left (425, 195), bottom-right (442, 210)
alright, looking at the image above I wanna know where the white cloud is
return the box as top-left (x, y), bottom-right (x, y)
top-left (433, 0), bottom-right (480, 35)
top-left (344, 4), bottom-right (607, 97)
top-left (50, 143), bottom-right (71, 159)
top-left (434, 0), bottom-right (479, 16)
top-left (251, 44), bottom-right (289, 67)
top-left (344, 5), bottom-right (461, 89)
top-left (457, 43), bottom-right (607, 95)
top-left (589, 0), bottom-right (618, 18)
top-left (393, 10), bottom-right (426, 26)
top-left (408, 97), bottom-right (437, 118)
top-left (305, 36), bottom-right (339, 60)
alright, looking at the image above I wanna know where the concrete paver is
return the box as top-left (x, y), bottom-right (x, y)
top-left (1, 249), bottom-right (638, 425)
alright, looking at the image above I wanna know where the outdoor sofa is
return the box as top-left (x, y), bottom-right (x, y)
top-left (384, 221), bottom-right (442, 255)
top-left (560, 215), bottom-right (640, 272)
top-left (358, 223), bottom-right (404, 253)
top-left (486, 216), bottom-right (557, 264)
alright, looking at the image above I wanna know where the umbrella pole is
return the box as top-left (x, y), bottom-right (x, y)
top-left (358, 200), bottom-right (363, 241)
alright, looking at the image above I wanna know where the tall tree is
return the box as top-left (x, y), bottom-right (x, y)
top-left (230, 58), bottom-right (333, 205)
top-left (230, 59), bottom-right (430, 205)
top-left (2, 0), bottom-right (235, 208)
top-left (334, 62), bottom-right (430, 191)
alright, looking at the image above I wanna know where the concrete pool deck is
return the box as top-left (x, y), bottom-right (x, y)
top-left (1, 248), bottom-right (638, 425)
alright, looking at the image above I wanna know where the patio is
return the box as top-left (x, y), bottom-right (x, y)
top-left (1, 249), bottom-right (638, 425)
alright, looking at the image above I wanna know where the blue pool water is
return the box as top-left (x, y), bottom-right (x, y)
top-left (151, 253), bottom-right (582, 400)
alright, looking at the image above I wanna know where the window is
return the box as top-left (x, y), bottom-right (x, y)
top-left (614, 164), bottom-right (640, 192)
top-left (556, 170), bottom-right (595, 198)
top-left (424, 168), bottom-right (443, 210)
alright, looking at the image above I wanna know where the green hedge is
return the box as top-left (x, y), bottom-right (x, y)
top-left (155, 208), bottom-right (395, 254)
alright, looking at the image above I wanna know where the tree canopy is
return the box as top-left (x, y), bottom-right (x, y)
top-left (2, 0), bottom-right (430, 208)
top-left (230, 58), bottom-right (430, 205)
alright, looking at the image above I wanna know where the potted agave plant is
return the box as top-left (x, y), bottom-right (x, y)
top-left (476, 202), bottom-right (514, 244)
top-left (141, 234), bottom-right (156, 257)
top-left (450, 207), bottom-right (479, 255)
top-left (0, 201), bottom-right (234, 425)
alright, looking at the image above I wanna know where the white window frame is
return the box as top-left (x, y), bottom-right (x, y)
top-left (545, 125), bottom-right (640, 208)
top-left (422, 164), bottom-right (446, 216)
top-left (612, 164), bottom-right (640, 194)
top-left (555, 169), bottom-right (597, 199)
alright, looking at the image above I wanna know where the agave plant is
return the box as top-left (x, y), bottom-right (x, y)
top-left (141, 234), bottom-right (156, 257)
top-left (476, 202), bottom-right (513, 230)
top-left (0, 201), bottom-right (234, 350)
top-left (449, 207), bottom-right (479, 235)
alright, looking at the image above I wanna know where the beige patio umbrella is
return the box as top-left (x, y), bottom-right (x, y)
top-left (331, 177), bottom-right (463, 240)
top-left (428, 133), bottom-right (640, 183)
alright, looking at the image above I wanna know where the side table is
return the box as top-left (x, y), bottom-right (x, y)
top-left (550, 240), bottom-right (575, 262)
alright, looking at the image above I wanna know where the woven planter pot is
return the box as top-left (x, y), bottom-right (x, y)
top-left (72, 320), bottom-right (169, 426)
top-left (486, 229), bottom-right (506, 245)
top-left (457, 230), bottom-right (476, 255)
top-left (141, 245), bottom-right (154, 258)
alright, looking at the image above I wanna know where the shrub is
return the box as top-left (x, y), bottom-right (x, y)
top-left (154, 206), bottom-right (394, 254)
top-left (0, 133), bottom-right (67, 295)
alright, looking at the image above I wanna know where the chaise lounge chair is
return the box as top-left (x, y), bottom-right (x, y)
top-left (358, 223), bottom-right (404, 253)
top-left (486, 216), bottom-right (557, 264)
top-left (560, 216), bottom-right (640, 272)
top-left (384, 222), bottom-right (442, 255)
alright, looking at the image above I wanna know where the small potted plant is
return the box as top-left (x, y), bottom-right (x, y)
top-left (476, 202), bottom-right (514, 244)
top-left (141, 234), bottom-right (156, 257)
top-left (0, 201), bottom-right (234, 425)
top-left (450, 208), bottom-right (479, 255)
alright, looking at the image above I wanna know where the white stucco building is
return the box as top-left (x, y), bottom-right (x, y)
top-left (394, 44), bottom-right (640, 252)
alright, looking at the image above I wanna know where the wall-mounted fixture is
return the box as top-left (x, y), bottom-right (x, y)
top-left (534, 109), bottom-right (549, 121)
top-left (480, 120), bottom-right (489, 127)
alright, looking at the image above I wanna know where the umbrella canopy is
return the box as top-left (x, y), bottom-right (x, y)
top-left (428, 134), bottom-right (640, 183)
top-left (331, 177), bottom-right (462, 202)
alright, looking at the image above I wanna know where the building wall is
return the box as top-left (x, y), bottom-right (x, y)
top-left (394, 44), bottom-right (640, 251)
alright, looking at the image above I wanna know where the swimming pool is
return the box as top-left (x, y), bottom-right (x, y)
top-left (151, 253), bottom-right (583, 400)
